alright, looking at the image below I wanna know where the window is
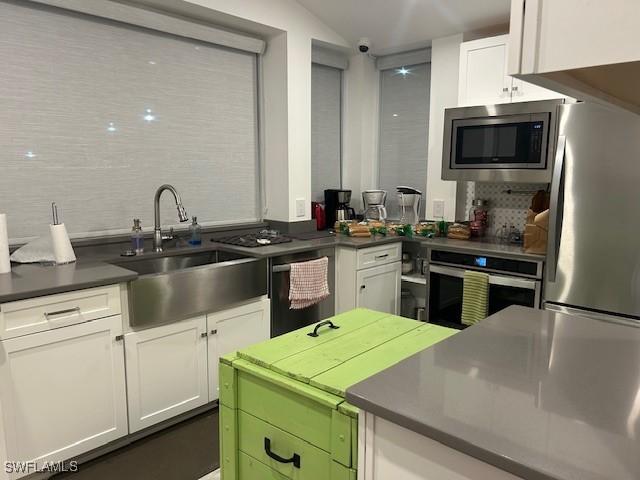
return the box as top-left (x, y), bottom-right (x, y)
top-left (0, 1), bottom-right (260, 242)
top-left (378, 63), bottom-right (431, 219)
top-left (311, 63), bottom-right (342, 203)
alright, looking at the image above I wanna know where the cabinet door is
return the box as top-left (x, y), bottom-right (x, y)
top-left (458, 36), bottom-right (511, 106)
top-left (0, 316), bottom-right (127, 477)
top-left (207, 298), bottom-right (270, 401)
top-left (125, 316), bottom-right (208, 433)
top-left (356, 263), bottom-right (401, 315)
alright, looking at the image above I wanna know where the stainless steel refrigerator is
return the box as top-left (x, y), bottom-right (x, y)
top-left (544, 101), bottom-right (640, 323)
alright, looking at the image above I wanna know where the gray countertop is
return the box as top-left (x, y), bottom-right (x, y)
top-left (346, 306), bottom-right (640, 480)
top-left (0, 261), bottom-right (137, 303)
top-left (0, 232), bottom-right (542, 303)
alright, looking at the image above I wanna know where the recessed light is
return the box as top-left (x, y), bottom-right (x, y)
top-left (143, 109), bottom-right (156, 122)
top-left (397, 67), bottom-right (410, 76)
top-left (392, 114), bottom-right (399, 117)
top-left (25, 151), bottom-right (36, 158)
top-left (107, 122), bottom-right (117, 132)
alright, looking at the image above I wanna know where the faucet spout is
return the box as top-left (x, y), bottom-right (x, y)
top-left (153, 184), bottom-right (189, 252)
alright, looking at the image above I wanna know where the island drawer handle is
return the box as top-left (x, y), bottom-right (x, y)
top-left (44, 307), bottom-right (81, 320)
top-left (264, 438), bottom-right (301, 469)
top-left (374, 253), bottom-right (389, 259)
top-left (307, 320), bottom-right (340, 338)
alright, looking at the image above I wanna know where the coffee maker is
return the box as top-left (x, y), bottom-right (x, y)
top-left (324, 189), bottom-right (355, 228)
top-left (396, 186), bottom-right (422, 225)
top-left (362, 190), bottom-right (387, 222)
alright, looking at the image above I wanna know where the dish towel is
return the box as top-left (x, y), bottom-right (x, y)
top-left (289, 257), bottom-right (330, 310)
top-left (461, 270), bottom-right (489, 326)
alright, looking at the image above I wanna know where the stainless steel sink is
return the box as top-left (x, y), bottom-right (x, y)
top-left (112, 250), bottom-right (267, 328)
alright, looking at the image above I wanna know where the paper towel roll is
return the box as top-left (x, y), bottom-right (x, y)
top-left (50, 223), bottom-right (76, 264)
top-left (0, 213), bottom-right (10, 274)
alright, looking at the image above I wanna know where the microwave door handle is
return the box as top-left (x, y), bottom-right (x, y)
top-left (547, 135), bottom-right (567, 283)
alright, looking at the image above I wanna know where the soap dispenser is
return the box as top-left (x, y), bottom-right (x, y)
top-left (188, 216), bottom-right (202, 246)
top-left (131, 218), bottom-right (144, 254)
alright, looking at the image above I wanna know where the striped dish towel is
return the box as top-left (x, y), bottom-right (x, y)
top-left (461, 270), bottom-right (489, 326)
top-left (289, 257), bottom-right (330, 310)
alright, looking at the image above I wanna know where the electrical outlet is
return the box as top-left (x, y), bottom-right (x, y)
top-left (296, 198), bottom-right (306, 217)
top-left (433, 199), bottom-right (445, 218)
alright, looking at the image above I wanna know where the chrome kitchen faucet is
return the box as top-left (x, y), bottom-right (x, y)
top-left (153, 184), bottom-right (189, 252)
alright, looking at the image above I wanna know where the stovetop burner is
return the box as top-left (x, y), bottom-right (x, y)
top-left (215, 233), bottom-right (292, 248)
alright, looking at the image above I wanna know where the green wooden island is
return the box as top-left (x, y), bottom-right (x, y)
top-left (219, 308), bottom-right (457, 479)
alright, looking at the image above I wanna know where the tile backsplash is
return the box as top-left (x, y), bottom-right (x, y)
top-left (459, 182), bottom-right (549, 234)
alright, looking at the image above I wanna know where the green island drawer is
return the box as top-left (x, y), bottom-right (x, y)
top-left (221, 308), bottom-right (457, 479)
top-left (239, 452), bottom-right (288, 480)
top-left (238, 452), bottom-right (355, 480)
top-left (238, 410), bottom-right (331, 479)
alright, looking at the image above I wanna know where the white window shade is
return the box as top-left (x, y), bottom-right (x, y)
top-left (378, 63), bottom-right (431, 219)
top-left (0, 1), bottom-right (259, 242)
top-left (311, 63), bottom-right (342, 203)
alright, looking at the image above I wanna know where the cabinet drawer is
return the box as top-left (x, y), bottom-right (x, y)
top-left (356, 243), bottom-right (401, 270)
top-left (237, 369), bottom-right (334, 452)
top-left (238, 410), bottom-right (331, 479)
top-left (0, 285), bottom-right (121, 340)
top-left (239, 452), bottom-right (289, 480)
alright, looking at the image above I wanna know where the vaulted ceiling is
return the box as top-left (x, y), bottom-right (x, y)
top-left (296, 0), bottom-right (511, 54)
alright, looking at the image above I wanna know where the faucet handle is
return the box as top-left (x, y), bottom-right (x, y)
top-left (161, 227), bottom-right (174, 241)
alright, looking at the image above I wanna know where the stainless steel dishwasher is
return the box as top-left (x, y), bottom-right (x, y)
top-left (269, 248), bottom-right (335, 337)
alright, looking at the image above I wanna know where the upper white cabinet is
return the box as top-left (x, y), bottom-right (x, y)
top-left (458, 35), bottom-right (563, 107)
top-left (0, 315), bottom-right (127, 479)
top-left (508, 0), bottom-right (640, 113)
top-left (124, 316), bottom-right (209, 433)
top-left (206, 298), bottom-right (270, 401)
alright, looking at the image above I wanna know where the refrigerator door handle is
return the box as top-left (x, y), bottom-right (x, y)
top-left (547, 135), bottom-right (566, 283)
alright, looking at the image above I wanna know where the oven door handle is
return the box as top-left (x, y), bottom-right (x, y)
top-left (429, 264), bottom-right (538, 290)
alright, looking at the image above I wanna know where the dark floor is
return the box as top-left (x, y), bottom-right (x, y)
top-left (54, 409), bottom-right (219, 480)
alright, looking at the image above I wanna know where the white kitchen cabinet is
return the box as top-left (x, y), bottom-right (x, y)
top-left (356, 263), bottom-right (401, 315)
top-left (206, 297), bottom-right (270, 401)
top-left (358, 412), bottom-right (522, 480)
top-left (336, 244), bottom-right (401, 315)
top-left (508, 0), bottom-right (640, 113)
top-left (0, 315), bottom-right (127, 479)
top-left (124, 316), bottom-right (208, 433)
top-left (458, 35), bottom-right (563, 107)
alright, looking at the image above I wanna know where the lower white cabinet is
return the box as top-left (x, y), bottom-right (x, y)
top-left (358, 412), bottom-right (522, 480)
top-left (356, 263), bottom-right (401, 314)
top-left (206, 297), bottom-right (270, 401)
top-left (124, 316), bottom-right (209, 433)
top-left (0, 315), bottom-right (127, 479)
top-left (336, 245), bottom-right (402, 315)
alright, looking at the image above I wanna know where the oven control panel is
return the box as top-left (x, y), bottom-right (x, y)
top-left (430, 250), bottom-right (541, 279)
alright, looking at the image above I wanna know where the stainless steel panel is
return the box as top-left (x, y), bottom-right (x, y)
top-left (442, 99), bottom-right (565, 182)
top-left (116, 251), bottom-right (267, 328)
top-left (544, 303), bottom-right (640, 328)
top-left (545, 102), bottom-right (640, 318)
top-left (270, 248), bottom-right (335, 337)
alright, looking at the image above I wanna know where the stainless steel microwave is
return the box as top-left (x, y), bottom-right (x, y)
top-left (442, 99), bottom-right (566, 183)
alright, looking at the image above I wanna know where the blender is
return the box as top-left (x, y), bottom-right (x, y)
top-left (396, 186), bottom-right (422, 224)
top-left (362, 190), bottom-right (387, 222)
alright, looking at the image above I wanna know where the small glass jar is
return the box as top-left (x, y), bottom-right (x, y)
top-left (469, 199), bottom-right (489, 237)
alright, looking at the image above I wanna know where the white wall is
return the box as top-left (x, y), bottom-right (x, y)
top-left (184, 0), bottom-right (349, 221)
top-left (342, 53), bottom-right (380, 211)
top-left (425, 34), bottom-right (463, 221)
